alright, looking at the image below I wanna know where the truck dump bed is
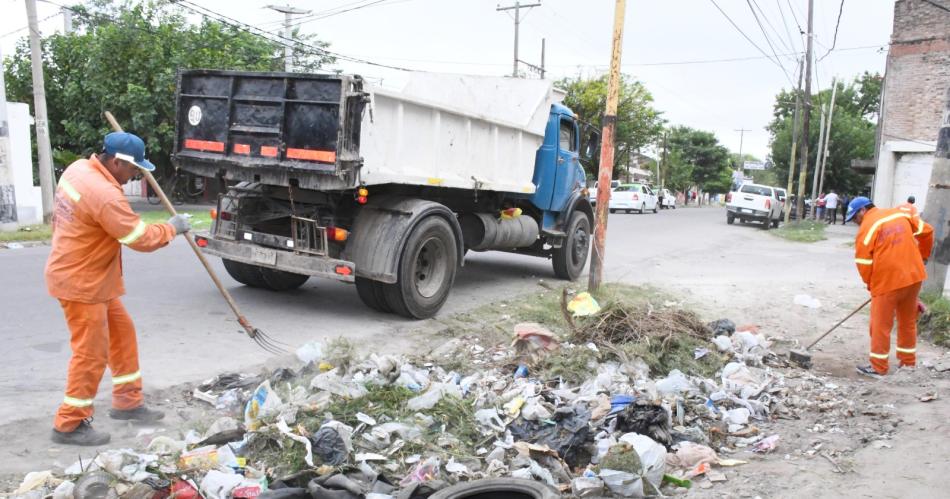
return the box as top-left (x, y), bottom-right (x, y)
top-left (174, 70), bottom-right (563, 193)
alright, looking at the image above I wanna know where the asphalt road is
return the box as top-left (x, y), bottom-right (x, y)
top-left (0, 206), bottom-right (863, 428)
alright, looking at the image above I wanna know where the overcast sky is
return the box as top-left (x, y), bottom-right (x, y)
top-left (1, 0), bottom-right (896, 159)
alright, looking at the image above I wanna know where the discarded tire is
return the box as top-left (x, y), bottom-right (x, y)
top-left (429, 478), bottom-right (559, 499)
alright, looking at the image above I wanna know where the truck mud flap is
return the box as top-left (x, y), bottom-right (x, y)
top-left (194, 233), bottom-right (355, 282)
top-left (344, 197), bottom-right (464, 284)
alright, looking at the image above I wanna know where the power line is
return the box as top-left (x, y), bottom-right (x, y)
top-left (258, 0), bottom-right (385, 27)
top-left (175, 0), bottom-right (414, 71)
top-left (708, 0), bottom-right (794, 83)
top-left (1, 12), bottom-right (64, 39)
top-left (750, 0), bottom-right (794, 55)
top-left (745, 0), bottom-right (795, 84)
top-left (818, 0), bottom-right (844, 61)
top-left (775, 0), bottom-right (802, 53)
top-left (283, 0), bottom-right (413, 30)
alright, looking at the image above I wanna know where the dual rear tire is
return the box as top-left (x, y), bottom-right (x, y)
top-left (222, 259), bottom-right (309, 291)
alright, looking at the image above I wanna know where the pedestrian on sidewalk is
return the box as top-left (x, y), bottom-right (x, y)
top-left (847, 196), bottom-right (934, 378)
top-left (825, 190), bottom-right (840, 224)
top-left (816, 193), bottom-right (826, 221)
top-left (45, 132), bottom-right (191, 446)
top-left (840, 194), bottom-right (850, 225)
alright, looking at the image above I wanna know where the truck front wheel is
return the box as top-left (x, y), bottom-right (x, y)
top-left (553, 211), bottom-right (591, 280)
top-left (384, 216), bottom-right (458, 319)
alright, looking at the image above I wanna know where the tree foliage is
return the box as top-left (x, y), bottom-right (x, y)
top-left (3, 0), bottom-right (333, 176)
top-left (663, 126), bottom-right (732, 194)
top-left (767, 73), bottom-right (880, 196)
top-left (557, 74), bottom-right (664, 178)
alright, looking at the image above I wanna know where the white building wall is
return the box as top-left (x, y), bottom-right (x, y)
top-left (7, 103), bottom-right (43, 225)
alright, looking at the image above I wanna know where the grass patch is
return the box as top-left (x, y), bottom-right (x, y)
top-left (772, 220), bottom-right (827, 242)
top-left (0, 224), bottom-right (52, 242)
top-left (0, 210), bottom-right (212, 244)
top-left (920, 291), bottom-right (950, 348)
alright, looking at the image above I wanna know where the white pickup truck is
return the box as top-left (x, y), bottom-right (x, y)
top-left (725, 183), bottom-right (783, 229)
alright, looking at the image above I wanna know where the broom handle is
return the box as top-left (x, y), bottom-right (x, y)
top-left (806, 298), bottom-right (872, 350)
top-left (105, 112), bottom-right (255, 333)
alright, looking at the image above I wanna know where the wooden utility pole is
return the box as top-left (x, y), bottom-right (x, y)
top-left (497, 1), bottom-right (541, 78)
top-left (25, 0), bottom-right (56, 223)
top-left (734, 128), bottom-right (750, 170)
top-left (794, 0), bottom-right (815, 221)
top-left (817, 79), bottom-right (838, 197)
top-left (588, 0), bottom-right (626, 293)
top-left (784, 57), bottom-right (804, 224)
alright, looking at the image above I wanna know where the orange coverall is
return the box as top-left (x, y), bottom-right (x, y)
top-left (45, 156), bottom-right (175, 432)
top-left (897, 202), bottom-right (918, 216)
top-left (853, 207), bottom-right (934, 374)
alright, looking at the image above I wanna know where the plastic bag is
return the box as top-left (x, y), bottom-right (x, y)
top-left (200, 470), bottom-right (245, 499)
top-left (567, 292), bottom-right (601, 317)
top-left (666, 441), bottom-right (718, 468)
top-left (794, 294), bottom-right (821, 308)
top-left (310, 370), bottom-right (369, 399)
top-left (407, 382), bottom-right (461, 411)
top-left (244, 380), bottom-right (283, 431)
top-left (655, 369), bottom-right (693, 395)
top-left (295, 341), bottom-right (324, 364)
top-left (399, 456), bottom-right (441, 486)
top-left (618, 433), bottom-right (667, 490)
top-left (475, 408), bottom-right (506, 432)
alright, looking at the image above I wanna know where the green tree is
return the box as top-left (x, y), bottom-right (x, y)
top-left (557, 74), bottom-right (665, 178)
top-left (767, 74), bottom-right (879, 196)
top-left (666, 126), bottom-right (732, 194)
top-left (3, 0), bottom-right (333, 177)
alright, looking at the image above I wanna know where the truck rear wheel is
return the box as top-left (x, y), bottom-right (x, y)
top-left (355, 277), bottom-right (392, 313)
top-left (222, 259), bottom-right (309, 291)
top-left (727, 212), bottom-right (735, 225)
top-left (384, 216), bottom-right (458, 319)
top-left (553, 211), bottom-right (591, 280)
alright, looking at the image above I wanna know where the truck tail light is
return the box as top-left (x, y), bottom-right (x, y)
top-left (726, 192), bottom-right (732, 203)
top-left (219, 211), bottom-right (233, 221)
top-left (210, 208), bottom-right (217, 220)
top-left (335, 265), bottom-right (353, 276)
top-left (327, 226), bottom-right (349, 242)
top-left (357, 187), bottom-right (369, 205)
top-left (195, 236), bottom-right (209, 248)
top-left (765, 199), bottom-right (771, 209)
top-left (632, 194), bottom-right (639, 201)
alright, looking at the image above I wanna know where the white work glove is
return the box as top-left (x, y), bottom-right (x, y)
top-left (167, 214), bottom-right (192, 235)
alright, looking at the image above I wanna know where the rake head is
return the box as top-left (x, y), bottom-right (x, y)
top-left (238, 317), bottom-right (288, 354)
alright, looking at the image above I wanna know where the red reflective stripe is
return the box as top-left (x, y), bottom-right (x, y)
top-left (184, 139), bottom-right (225, 152)
top-left (287, 148), bottom-right (336, 163)
top-left (260, 146), bottom-right (278, 157)
top-left (334, 265), bottom-right (352, 276)
top-left (233, 143), bottom-right (250, 155)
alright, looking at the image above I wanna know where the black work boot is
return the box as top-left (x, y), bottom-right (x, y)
top-left (52, 419), bottom-right (111, 446)
top-left (109, 405), bottom-right (165, 423)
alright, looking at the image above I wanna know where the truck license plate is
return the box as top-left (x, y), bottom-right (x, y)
top-left (251, 247), bottom-right (277, 266)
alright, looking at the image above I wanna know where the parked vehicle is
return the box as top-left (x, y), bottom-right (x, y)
top-left (609, 183), bottom-right (658, 214)
top-left (725, 183), bottom-right (783, 229)
top-left (588, 179), bottom-right (619, 206)
top-left (658, 188), bottom-right (676, 209)
top-left (174, 70), bottom-right (597, 319)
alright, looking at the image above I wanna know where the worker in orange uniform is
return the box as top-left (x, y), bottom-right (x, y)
top-left (846, 196), bottom-right (933, 378)
top-left (898, 195), bottom-right (918, 216)
top-left (45, 132), bottom-right (191, 445)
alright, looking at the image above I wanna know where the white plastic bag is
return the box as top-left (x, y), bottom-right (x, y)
top-left (618, 433), bottom-right (667, 490)
top-left (244, 380), bottom-right (283, 430)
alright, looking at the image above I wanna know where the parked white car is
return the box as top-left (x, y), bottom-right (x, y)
top-left (725, 183), bottom-right (783, 229)
top-left (609, 183), bottom-right (658, 214)
top-left (658, 188), bottom-right (676, 209)
top-left (588, 179), bottom-right (620, 206)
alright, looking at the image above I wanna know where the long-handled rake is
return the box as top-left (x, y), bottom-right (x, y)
top-left (105, 111), bottom-right (286, 354)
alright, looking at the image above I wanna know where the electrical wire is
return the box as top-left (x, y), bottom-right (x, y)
top-left (1, 12), bottom-right (65, 39)
top-left (750, 0), bottom-right (794, 55)
top-left (775, 0), bottom-right (802, 53)
top-left (709, 0), bottom-right (794, 84)
top-left (746, 0), bottom-right (795, 84)
top-left (818, 0), bottom-right (844, 61)
top-left (283, 0), bottom-right (413, 30)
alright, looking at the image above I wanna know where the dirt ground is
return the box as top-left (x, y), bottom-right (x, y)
top-left (1, 208), bottom-right (947, 498)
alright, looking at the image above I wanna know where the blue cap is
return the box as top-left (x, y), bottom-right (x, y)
top-left (104, 132), bottom-right (155, 171)
top-left (845, 196), bottom-right (872, 222)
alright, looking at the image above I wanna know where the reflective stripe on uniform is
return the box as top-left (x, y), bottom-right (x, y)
top-left (896, 346), bottom-right (916, 354)
top-left (869, 351), bottom-right (889, 360)
top-left (58, 178), bottom-right (81, 202)
top-left (915, 218), bottom-right (925, 236)
top-left (63, 395), bottom-right (93, 408)
top-left (863, 212), bottom-right (911, 246)
top-left (855, 258), bottom-right (873, 265)
top-left (118, 221), bottom-right (147, 245)
top-left (112, 370), bottom-right (142, 385)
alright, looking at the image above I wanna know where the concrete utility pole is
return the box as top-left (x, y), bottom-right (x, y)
top-left (588, 0), bottom-right (626, 293)
top-left (62, 6), bottom-right (73, 34)
top-left (784, 57), bottom-right (804, 224)
top-left (267, 4), bottom-right (311, 72)
top-left (26, 0), bottom-right (56, 224)
top-left (809, 104), bottom-right (826, 219)
top-left (794, 0), bottom-right (815, 222)
top-left (0, 43), bottom-right (18, 230)
top-left (497, 1), bottom-right (541, 78)
top-left (734, 128), bottom-right (750, 170)
top-left (921, 87), bottom-right (950, 296)
top-left (817, 79), bottom-right (838, 198)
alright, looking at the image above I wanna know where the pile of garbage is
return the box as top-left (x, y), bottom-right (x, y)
top-left (9, 295), bottom-right (863, 498)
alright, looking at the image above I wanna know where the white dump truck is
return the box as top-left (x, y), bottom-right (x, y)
top-left (174, 70), bottom-right (597, 318)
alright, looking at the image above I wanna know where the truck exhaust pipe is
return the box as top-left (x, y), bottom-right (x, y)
top-left (460, 213), bottom-right (539, 251)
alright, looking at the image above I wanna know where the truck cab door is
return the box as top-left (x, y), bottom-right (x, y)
top-left (551, 116), bottom-right (580, 212)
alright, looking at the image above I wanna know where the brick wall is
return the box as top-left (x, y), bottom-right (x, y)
top-left (880, 0), bottom-right (950, 143)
